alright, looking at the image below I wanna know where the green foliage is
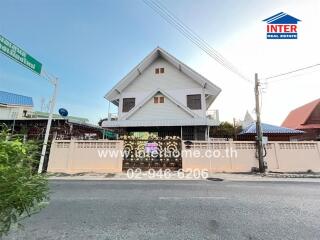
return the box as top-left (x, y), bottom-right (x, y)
top-left (210, 121), bottom-right (243, 139)
top-left (0, 127), bottom-right (49, 237)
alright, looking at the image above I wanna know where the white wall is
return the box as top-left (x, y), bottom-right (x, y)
top-left (128, 93), bottom-right (192, 121)
top-left (118, 57), bottom-right (206, 119)
top-left (0, 105), bottom-right (33, 119)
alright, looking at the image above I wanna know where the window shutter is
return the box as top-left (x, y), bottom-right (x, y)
top-left (187, 94), bottom-right (201, 110)
top-left (122, 98), bottom-right (135, 112)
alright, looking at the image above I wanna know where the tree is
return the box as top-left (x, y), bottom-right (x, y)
top-left (0, 127), bottom-right (49, 237)
top-left (210, 121), bottom-right (243, 140)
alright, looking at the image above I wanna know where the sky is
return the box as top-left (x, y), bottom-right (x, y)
top-left (0, 0), bottom-right (319, 125)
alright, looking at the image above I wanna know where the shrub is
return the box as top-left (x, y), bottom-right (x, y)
top-left (0, 128), bottom-right (49, 236)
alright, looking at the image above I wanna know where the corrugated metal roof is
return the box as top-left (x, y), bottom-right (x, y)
top-left (0, 91), bottom-right (33, 107)
top-left (239, 122), bottom-right (304, 135)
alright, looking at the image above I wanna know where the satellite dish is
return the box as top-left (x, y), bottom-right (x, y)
top-left (58, 108), bottom-right (68, 117)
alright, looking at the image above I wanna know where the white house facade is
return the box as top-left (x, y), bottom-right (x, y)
top-left (102, 47), bottom-right (221, 140)
top-left (0, 91), bottom-right (34, 120)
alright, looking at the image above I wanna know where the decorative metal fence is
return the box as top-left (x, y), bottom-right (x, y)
top-left (121, 136), bottom-right (182, 171)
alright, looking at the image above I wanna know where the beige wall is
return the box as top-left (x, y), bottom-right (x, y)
top-left (182, 141), bottom-right (320, 173)
top-left (48, 140), bottom-right (320, 173)
top-left (47, 140), bottom-right (123, 173)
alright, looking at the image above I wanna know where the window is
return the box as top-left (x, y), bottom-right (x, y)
top-left (154, 96), bottom-right (164, 104)
top-left (122, 98), bottom-right (135, 112)
top-left (155, 67), bottom-right (164, 74)
top-left (187, 94), bottom-right (201, 110)
top-left (23, 110), bottom-right (27, 117)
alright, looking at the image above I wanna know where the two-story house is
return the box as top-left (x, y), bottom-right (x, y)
top-left (102, 47), bottom-right (221, 140)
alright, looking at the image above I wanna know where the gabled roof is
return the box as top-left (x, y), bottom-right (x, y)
top-left (105, 47), bottom-right (221, 106)
top-left (282, 99), bottom-right (320, 129)
top-left (263, 12), bottom-right (301, 24)
top-left (122, 88), bottom-right (197, 120)
top-left (0, 91), bottom-right (33, 107)
top-left (239, 122), bottom-right (304, 135)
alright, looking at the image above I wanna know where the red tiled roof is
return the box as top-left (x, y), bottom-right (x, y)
top-left (282, 98), bottom-right (320, 129)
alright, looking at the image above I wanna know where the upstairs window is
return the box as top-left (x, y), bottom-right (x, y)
top-left (154, 96), bottom-right (164, 104)
top-left (187, 94), bottom-right (201, 110)
top-left (155, 67), bottom-right (165, 74)
top-left (122, 98), bottom-right (135, 112)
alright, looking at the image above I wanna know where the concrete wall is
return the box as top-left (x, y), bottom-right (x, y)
top-left (48, 140), bottom-right (320, 173)
top-left (47, 140), bottom-right (123, 173)
top-left (182, 141), bottom-right (320, 173)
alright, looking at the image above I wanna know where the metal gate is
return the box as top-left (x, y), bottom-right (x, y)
top-left (122, 136), bottom-right (182, 171)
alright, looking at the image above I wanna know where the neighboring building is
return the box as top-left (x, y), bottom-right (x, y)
top-left (282, 99), bottom-right (320, 140)
top-left (0, 91), bottom-right (34, 119)
top-left (238, 122), bottom-right (304, 141)
top-left (0, 117), bottom-right (103, 140)
top-left (0, 91), bottom-right (103, 140)
top-left (102, 47), bottom-right (221, 140)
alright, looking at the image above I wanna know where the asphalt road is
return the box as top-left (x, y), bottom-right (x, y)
top-left (4, 180), bottom-right (320, 240)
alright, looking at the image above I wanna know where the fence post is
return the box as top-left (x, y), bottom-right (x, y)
top-left (272, 142), bottom-right (280, 170)
top-left (317, 142), bottom-right (320, 161)
top-left (67, 140), bottom-right (75, 173)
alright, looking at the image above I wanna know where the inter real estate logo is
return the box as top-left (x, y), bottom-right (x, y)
top-left (263, 12), bottom-right (301, 39)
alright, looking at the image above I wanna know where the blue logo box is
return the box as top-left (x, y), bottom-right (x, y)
top-left (266, 33), bottom-right (298, 39)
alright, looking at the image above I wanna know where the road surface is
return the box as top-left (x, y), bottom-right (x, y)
top-left (4, 180), bottom-right (320, 240)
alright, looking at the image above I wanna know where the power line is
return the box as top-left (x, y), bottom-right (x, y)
top-left (143, 0), bottom-right (252, 83)
top-left (262, 64), bottom-right (320, 82)
top-left (264, 68), bottom-right (320, 84)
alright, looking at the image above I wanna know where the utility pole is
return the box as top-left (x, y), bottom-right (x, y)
top-left (255, 73), bottom-right (265, 173)
top-left (38, 76), bottom-right (58, 173)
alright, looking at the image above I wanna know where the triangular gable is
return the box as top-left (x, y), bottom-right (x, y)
top-left (105, 47), bottom-right (221, 105)
top-left (263, 12), bottom-right (301, 24)
top-left (122, 88), bottom-right (197, 120)
top-left (282, 99), bottom-right (320, 129)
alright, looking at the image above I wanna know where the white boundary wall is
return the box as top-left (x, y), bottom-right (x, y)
top-left (182, 141), bottom-right (320, 173)
top-left (47, 140), bottom-right (123, 173)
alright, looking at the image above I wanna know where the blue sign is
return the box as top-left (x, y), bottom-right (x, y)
top-left (58, 108), bottom-right (68, 117)
top-left (263, 12), bottom-right (301, 39)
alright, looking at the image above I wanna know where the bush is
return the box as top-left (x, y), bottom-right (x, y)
top-left (0, 128), bottom-right (49, 237)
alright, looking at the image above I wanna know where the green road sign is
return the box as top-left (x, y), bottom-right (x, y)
top-left (0, 34), bottom-right (42, 75)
